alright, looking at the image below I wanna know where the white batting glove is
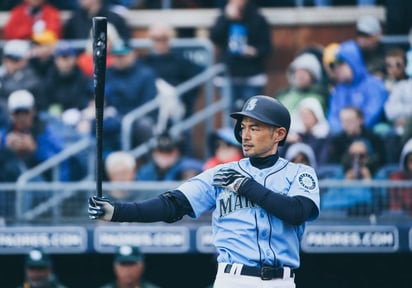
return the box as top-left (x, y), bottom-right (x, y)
top-left (212, 168), bottom-right (249, 193)
top-left (88, 196), bottom-right (114, 221)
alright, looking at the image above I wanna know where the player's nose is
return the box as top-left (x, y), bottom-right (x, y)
top-left (241, 129), bottom-right (251, 141)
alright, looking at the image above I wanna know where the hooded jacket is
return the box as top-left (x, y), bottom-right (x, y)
top-left (290, 97), bottom-right (329, 138)
top-left (285, 142), bottom-right (317, 170)
top-left (327, 40), bottom-right (388, 134)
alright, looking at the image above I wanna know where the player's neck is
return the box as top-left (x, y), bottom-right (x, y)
top-left (250, 153), bottom-right (279, 169)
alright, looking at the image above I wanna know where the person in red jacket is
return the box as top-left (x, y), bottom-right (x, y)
top-left (388, 138), bottom-right (412, 215)
top-left (3, 0), bottom-right (62, 40)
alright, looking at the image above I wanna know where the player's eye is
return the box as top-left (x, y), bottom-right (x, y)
top-left (251, 126), bottom-right (258, 131)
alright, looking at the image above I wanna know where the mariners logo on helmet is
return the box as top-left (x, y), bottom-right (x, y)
top-left (245, 99), bottom-right (258, 111)
top-left (230, 95), bottom-right (291, 146)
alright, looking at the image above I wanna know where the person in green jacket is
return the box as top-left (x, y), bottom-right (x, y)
top-left (18, 248), bottom-right (67, 288)
top-left (274, 52), bottom-right (328, 116)
top-left (100, 245), bottom-right (161, 288)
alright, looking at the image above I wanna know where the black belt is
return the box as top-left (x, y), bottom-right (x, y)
top-left (224, 264), bottom-right (294, 280)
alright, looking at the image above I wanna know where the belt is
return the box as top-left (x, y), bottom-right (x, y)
top-left (223, 264), bottom-right (294, 280)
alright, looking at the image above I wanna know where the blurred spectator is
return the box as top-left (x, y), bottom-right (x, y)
top-left (355, 15), bottom-right (386, 78)
top-left (387, 138), bottom-right (412, 216)
top-left (105, 151), bottom-right (137, 201)
top-left (105, 40), bottom-right (158, 149)
top-left (274, 52), bottom-right (327, 116)
top-left (29, 29), bottom-right (59, 80)
top-left (63, 0), bottom-right (131, 43)
top-left (3, 0), bottom-right (62, 41)
top-left (1, 90), bottom-right (76, 212)
top-left (285, 97), bottom-right (330, 165)
top-left (384, 75), bottom-right (412, 137)
top-left (77, 22), bottom-right (121, 77)
top-left (297, 44), bottom-right (330, 93)
top-left (18, 247), bottom-right (67, 288)
top-left (105, 40), bottom-right (157, 116)
top-left (327, 106), bottom-right (386, 168)
top-left (136, 133), bottom-right (203, 181)
top-left (210, 0), bottom-right (272, 112)
top-left (326, 40), bottom-right (387, 134)
top-left (141, 22), bottom-right (203, 120)
top-left (322, 42), bottom-right (340, 89)
top-left (40, 41), bottom-right (91, 116)
top-left (0, 90), bottom-right (69, 181)
top-left (383, 48), bottom-right (408, 93)
top-left (285, 142), bottom-right (317, 169)
top-left (0, 40), bottom-right (42, 105)
top-left (100, 245), bottom-right (160, 288)
top-left (203, 127), bottom-right (243, 170)
top-left (321, 139), bottom-right (375, 216)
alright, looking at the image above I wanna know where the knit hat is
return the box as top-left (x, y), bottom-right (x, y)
top-left (356, 15), bottom-right (382, 36)
top-left (289, 53), bottom-right (322, 83)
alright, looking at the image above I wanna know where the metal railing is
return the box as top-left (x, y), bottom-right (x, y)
top-left (2, 179), bottom-right (412, 224)
top-left (15, 137), bottom-right (94, 221)
top-left (120, 38), bottom-right (218, 154)
top-left (123, 63), bottom-right (230, 159)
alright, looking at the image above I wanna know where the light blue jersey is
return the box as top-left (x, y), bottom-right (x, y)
top-left (178, 157), bottom-right (320, 269)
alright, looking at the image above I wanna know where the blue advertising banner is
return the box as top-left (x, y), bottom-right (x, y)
top-left (0, 226), bottom-right (88, 253)
top-left (93, 225), bottom-right (190, 253)
top-left (301, 225), bottom-right (399, 253)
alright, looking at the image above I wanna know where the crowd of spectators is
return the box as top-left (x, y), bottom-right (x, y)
top-left (0, 0), bottom-right (411, 220)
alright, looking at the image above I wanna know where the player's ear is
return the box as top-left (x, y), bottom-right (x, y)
top-left (274, 127), bottom-right (287, 143)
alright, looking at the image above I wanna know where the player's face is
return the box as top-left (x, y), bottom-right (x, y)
top-left (114, 262), bottom-right (143, 287)
top-left (240, 117), bottom-right (285, 158)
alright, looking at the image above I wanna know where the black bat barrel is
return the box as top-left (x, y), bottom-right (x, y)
top-left (92, 17), bottom-right (107, 198)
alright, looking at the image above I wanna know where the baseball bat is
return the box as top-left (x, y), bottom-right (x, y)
top-left (92, 17), bottom-right (107, 198)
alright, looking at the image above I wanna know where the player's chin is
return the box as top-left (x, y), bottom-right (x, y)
top-left (242, 148), bottom-right (254, 157)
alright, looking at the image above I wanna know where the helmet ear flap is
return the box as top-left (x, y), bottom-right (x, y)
top-left (234, 119), bottom-right (242, 144)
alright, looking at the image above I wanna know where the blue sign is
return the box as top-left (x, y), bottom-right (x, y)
top-left (301, 225), bottom-right (399, 253)
top-left (0, 226), bottom-right (87, 254)
top-left (94, 225), bottom-right (190, 253)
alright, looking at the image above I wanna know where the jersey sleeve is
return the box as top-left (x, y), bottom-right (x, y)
top-left (289, 164), bottom-right (320, 211)
top-left (176, 168), bottom-right (217, 218)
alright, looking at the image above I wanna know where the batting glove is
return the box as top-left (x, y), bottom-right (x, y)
top-left (88, 196), bottom-right (114, 221)
top-left (212, 168), bottom-right (249, 193)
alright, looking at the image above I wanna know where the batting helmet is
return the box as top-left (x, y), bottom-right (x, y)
top-left (230, 95), bottom-right (291, 146)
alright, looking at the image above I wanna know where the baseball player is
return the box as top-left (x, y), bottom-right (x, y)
top-left (89, 95), bottom-right (320, 288)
